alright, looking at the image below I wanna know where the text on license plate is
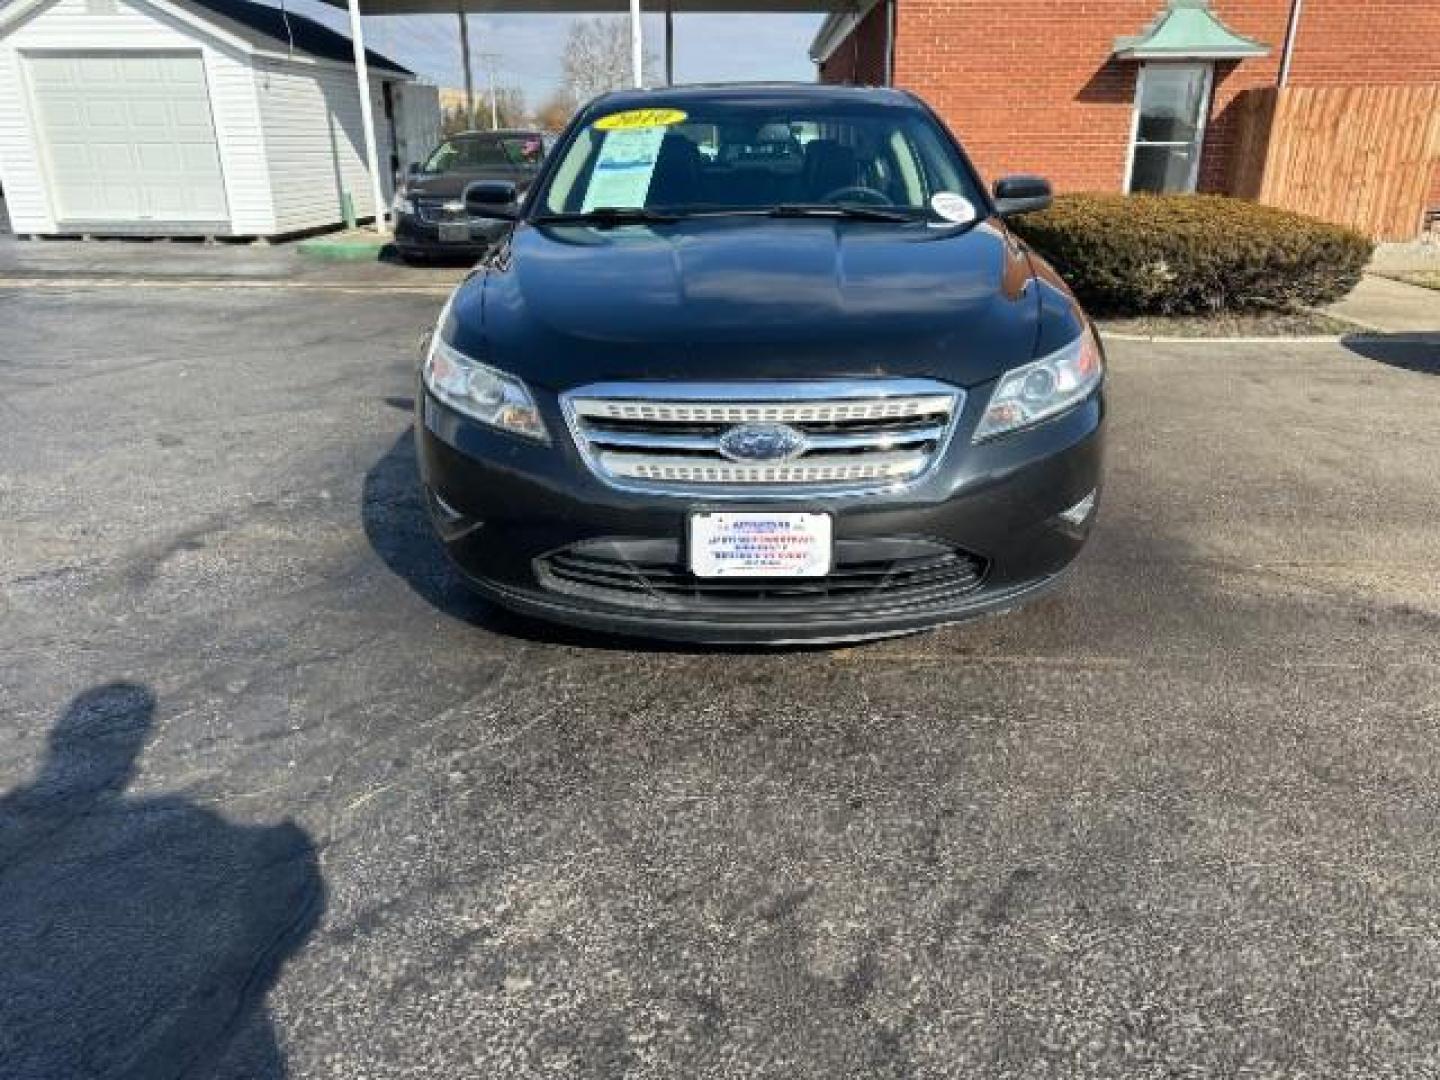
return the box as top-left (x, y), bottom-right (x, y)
top-left (689, 512), bottom-right (832, 578)
top-left (438, 222), bottom-right (470, 242)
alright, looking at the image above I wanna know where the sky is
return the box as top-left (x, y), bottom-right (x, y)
top-left (271, 0), bottom-right (825, 107)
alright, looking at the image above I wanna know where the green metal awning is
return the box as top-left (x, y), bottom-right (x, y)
top-left (1113, 0), bottom-right (1269, 61)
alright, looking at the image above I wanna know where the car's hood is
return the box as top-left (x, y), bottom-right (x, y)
top-left (406, 170), bottom-right (533, 198)
top-left (452, 216), bottom-right (1043, 391)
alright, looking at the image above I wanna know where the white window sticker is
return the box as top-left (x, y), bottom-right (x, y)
top-left (582, 126), bottom-right (667, 211)
top-left (930, 191), bottom-right (977, 224)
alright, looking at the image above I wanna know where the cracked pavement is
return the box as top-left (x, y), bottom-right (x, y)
top-left (2, 275), bottom-right (1440, 1078)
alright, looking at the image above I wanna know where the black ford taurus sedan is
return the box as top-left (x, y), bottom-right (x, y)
top-left (415, 84), bottom-right (1104, 644)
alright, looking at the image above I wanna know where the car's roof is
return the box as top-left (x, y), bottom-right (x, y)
top-left (585, 82), bottom-right (916, 113)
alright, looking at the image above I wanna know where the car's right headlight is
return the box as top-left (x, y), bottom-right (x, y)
top-left (973, 325), bottom-right (1103, 442)
top-left (392, 191), bottom-right (416, 216)
top-left (423, 330), bottom-right (548, 443)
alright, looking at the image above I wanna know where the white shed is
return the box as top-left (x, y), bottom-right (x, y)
top-left (0, 0), bottom-right (440, 237)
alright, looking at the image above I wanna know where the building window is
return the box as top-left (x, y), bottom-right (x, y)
top-left (1125, 62), bottom-right (1213, 193)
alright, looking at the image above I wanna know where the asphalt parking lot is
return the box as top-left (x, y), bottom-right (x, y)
top-left (3, 268), bottom-right (1440, 1078)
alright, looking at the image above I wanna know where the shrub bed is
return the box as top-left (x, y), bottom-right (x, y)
top-left (1009, 194), bottom-right (1372, 316)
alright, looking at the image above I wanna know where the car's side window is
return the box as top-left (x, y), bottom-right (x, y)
top-left (501, 137), bottom-right (544, 167)
top-left (426, 144), bottom-right (459, 172)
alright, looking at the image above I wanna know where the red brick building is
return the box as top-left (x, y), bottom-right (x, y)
top-left (811, 0), bottom-right (1440, 233)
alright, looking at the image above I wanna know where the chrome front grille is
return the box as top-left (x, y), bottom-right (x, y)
top-left (561, 380), bottom-right (963, 496)
top-left (415, 197), bottom-right (466, 224)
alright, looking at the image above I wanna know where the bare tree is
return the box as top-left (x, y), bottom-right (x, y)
top-left (560, 16), bottom-right (657, 103)
top-left (439, 103), bottom-right (471, 138)
top-left (438, 86), bottom-right (528, 134)
top-left (534, 90), bottom-right (580, 133)
top-left (481, 86), bottom-right (529, 130)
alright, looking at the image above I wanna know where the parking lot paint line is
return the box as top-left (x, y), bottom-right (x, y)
top-left (1102, 332), bottom-right (1347, 345)
top-left (0, 277), bottom-right (455, 295)
top-left (0, 280), bottom-right (1390, 333)
top-left (828, 650), bottom-right (1135, 668)
top-left (827, 649), bottom-right (1438, 672)
top-left (342, 781), bottom-right (401, 815)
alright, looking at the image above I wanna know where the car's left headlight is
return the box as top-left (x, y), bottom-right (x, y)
top-left (423, 331), bottom-right (548, 443)
top-left (973, 325), bottom-right (1104, 442)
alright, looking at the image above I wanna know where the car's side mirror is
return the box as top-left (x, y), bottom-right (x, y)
top-left (405, 161), bottom-right (422, 179)
top-left (993, 175), bottom-right (1052, 217)
top-left (464, 180), bottom-right (519, 220)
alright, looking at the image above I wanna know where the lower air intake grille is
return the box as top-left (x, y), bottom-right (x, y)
top-left (536, 537), bottom-right (987, 613)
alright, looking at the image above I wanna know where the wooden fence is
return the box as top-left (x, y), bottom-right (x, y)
top-left (1227, 84), bottom-right (1440, 241)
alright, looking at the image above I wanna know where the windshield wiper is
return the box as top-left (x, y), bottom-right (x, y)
top-left (531, 207), bottom-right (682, 227)
top-left (767, 203), bottom-right (919, 223)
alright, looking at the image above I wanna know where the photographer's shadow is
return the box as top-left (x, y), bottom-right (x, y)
top-left (0, 682), bottom-right (324, 1079)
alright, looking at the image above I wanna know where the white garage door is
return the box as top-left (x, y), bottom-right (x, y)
top-left (28, 51), bottom-right (229, 227)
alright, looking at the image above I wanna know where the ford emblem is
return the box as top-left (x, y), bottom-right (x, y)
top-left (717, 423), bottom-right (808, 463)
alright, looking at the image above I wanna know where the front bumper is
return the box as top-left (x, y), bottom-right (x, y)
top-left (393, 213), bottom-right (509, 257)
top-left (415, 382), bottom-right (1104, 644)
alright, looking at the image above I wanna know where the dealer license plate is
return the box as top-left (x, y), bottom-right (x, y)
top-left (689, 512), bottom-right (832, 578)
top-left (438, 221), bottom-right (470, 243)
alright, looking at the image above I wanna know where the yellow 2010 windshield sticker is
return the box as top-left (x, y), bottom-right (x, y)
top-left (594, 108), bottom-right (688, 131)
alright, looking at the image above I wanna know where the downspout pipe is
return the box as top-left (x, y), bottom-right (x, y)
top-left (883, 0), bottom-right (896, 86)
top-left (1278, 0), bottom-right (1304, 86)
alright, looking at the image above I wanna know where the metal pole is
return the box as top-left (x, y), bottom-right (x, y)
top-left (1278, 0), bottom-right (1304, 86)
top-left (629, 0), bottom-right (644, 88)
top-left (458, 0), bottom-right (474, 125)
top-left (487, 61), bottom-right (498, 129)
top-left (664, 0), bottom-right (674, 87)
top-left (345, 0), bottom-right (388, 233)
top-left (883, 0), bottom-right (895, 86)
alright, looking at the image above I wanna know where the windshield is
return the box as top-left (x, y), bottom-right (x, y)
top-left (536, 100), bottom-right (983, 219)
top-left (422, 133), bottom-right (545, 173)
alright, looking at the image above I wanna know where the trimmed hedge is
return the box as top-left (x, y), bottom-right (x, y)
top-left (1009, 194), bottom-right (1372, 316)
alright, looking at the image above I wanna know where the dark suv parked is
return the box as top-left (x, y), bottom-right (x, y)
top-left (392, 129), bottom-right (550, 262)
top-left (416, 85), bottom-right (1104, 644)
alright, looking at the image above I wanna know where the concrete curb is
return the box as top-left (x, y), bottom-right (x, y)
top-left (1100, 331), bottom-right (1348, 344)
top-left (294, 235), bottom-right (392, 261)
top-left (0, 276), bottom-right (452, 294)
top-left (1102, 328), bottom-right (1438, 345)
top-left (0, 275), bottom-right (1423, 340)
